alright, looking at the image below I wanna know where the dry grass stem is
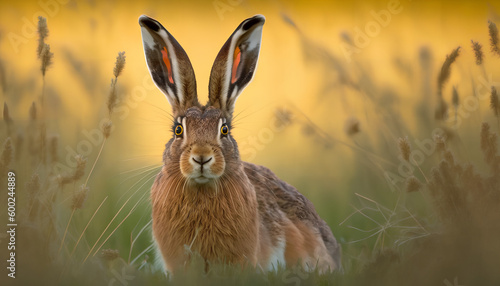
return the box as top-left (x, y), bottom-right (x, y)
top-left (452, 87), bottom-right (459, 109)
top-left (452, 86), bottom-right (459, 122)
top-left (83, 194), bottom-right (133, 263)
top-left (435, 98), bottom-right (449, 120)
top-left (30, 102), bottom-right (37, 121)
top-left (58, 209), bottom-right (75, 256)
top-left (83, 138), bottom-right (106, 188)
top-left (49, 135), bottom-right (59, 163)
top-left (14, 132), bottom-right (24, 160)
top-left (70, 196), bottom-right (108, 257)
top-left (107, 80), bottom-right (118, 115)
top-left (40, 123), bottom-right (47, 164)
top-left (27, 174), bottom-right (41, 195)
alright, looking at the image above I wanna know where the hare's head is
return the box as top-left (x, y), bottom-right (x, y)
top-left (139, 15), bottom-right (264, 185)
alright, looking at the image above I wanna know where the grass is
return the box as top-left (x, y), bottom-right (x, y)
top-left (1, 11), bottom-right (500, 286)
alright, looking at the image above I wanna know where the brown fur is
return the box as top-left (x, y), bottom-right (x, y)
top-left (245, 163), bottom-right (341, 272)
top-left (151, 164), bottom-right (259, 272)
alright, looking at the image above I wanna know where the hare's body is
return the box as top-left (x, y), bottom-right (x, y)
top-left (151, 132), bottom-right (340, 272)
top-left (246, 163), bottom-right (340, 271)
top-left (140, 14), bottom-right (341, 274)
top-left (151, 142), bottom-right (260, 270)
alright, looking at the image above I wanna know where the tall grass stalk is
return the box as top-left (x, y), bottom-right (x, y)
top-left (128, 219), bottom-right (152, 264)
top-left (93, 189), bottom-right (150, 257)
top-left (70, 196), bottom-right (108, 257)
top-left (58, 209), bottom-right (75, 255)
top-left (81, 52), bottom-right (125, 190)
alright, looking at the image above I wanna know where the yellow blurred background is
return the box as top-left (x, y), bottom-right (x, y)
top-left (1, 0), bottom-right (500, 284)
top-left (0, 0), bottom-right (499, 214)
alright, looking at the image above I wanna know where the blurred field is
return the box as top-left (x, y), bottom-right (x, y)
top-left (1, 0), bottom-right (500, 285)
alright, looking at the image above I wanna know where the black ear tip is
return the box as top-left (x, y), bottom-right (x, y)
top-left (139, 15), bottom-right (160, 32)
top-left (243, 14), bottom-right (265, 30)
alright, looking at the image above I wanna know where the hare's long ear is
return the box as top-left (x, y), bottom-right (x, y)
top-left (139, 15), bottom-right (198, 113)
top-left (208, 15), bottom-right (265, 119)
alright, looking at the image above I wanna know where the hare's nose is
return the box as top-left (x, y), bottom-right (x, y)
top-left (191, 156), bottom-right (213, 166)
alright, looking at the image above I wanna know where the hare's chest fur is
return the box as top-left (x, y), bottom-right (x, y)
top-left (151, 176), bottom-right (260, 271)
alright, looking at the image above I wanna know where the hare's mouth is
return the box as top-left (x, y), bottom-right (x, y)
top-left (193, 176), bottom-right (210, 184)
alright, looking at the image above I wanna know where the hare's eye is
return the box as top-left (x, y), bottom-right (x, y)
top-left (174, 125), bottom-right (183, 136)
top-left (220, 124), bottom-right (229, 136)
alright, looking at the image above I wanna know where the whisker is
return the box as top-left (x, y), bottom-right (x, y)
top-left (119, 164), bottom-right (162, 176)
top-left (142, 101), bottom-right (173, 118)
top-left (121, 155), bottom-right (162, 162)
top-left (116, 167), bottom-right (160, 204)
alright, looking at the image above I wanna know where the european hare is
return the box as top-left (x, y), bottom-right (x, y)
top-left (139, 14), bottom-right (341, 274)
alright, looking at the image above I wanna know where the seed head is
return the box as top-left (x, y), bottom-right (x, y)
top-left (40, 43), bottom-right (54, 77)
top-left (73, 155), bottom-right (87, 181)
top-left (37, 16), bottom-right (49, 58)
top-left (101, 119), bottom-right (113, 139)
top-left (489, 20), bottom-right (500, 56)
top-left (101, 249), bottom-right (120, 262)
top-left (471, 40), bottom-right (483, 65)
top-left (437, 47), bottom-right (460, 96)
top-left (490, 86), bottom-right (499, 117)
top-left (274, 108), bottom-right (293, 128)
top-left (3, 102), bottom-right (11, 124)
top-left (398, 136), bottom-right (411, 162)
top-left (72, 184), bottom-right (89, 210)
top-left (434, 135), bottom-right (446, 153)
top-left (406, 176), bottom-right (423, 193)
top-left (61, 155), bottom-right (87, 184)
top-left (301, 123), bottom-right (316, 136)
top-left (344, 117), bottom-right (360, 136)
top-left (1, 137), bottom-right (13, 168)
top-left (113, 51), bottom-right (126, 78)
